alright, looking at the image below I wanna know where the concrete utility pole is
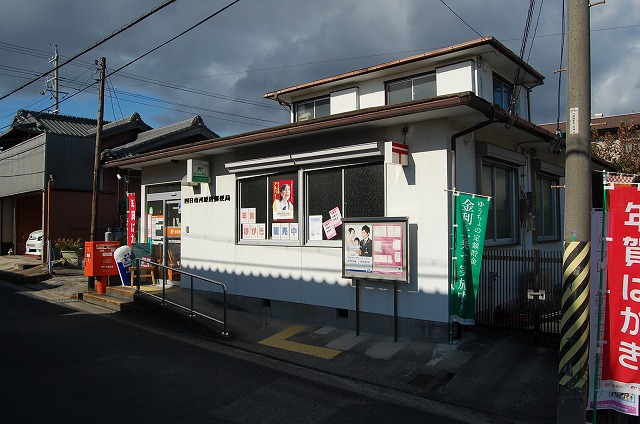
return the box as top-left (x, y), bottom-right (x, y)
top-left (88, 57), bottom-right (106, 291)
top-left (557, 0), bottom-right (591, 423)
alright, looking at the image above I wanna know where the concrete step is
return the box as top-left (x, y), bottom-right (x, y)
top-left (83, 292), bottom-right (131, 312)
top-left (106, 286), bottom-right (136, 302)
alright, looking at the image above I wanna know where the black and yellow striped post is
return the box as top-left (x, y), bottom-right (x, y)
top-left (558, 241), bottom-right (590, 393)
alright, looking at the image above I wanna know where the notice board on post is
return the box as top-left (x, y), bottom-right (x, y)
top-left (342, 217), bottom-right (409, 283)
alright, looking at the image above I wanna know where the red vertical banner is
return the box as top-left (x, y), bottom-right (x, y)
top-left (603, 184), bottom-right (640, 394)
top-left (127, 193), bottom-right (136, 247)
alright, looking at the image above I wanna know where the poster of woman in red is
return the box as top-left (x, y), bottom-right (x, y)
top-left (603, 183), bottom-right (640, 397)
top-left (272, 179), bottom-right (294, 221)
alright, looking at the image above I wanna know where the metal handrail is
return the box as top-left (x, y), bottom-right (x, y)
top-left (133, 258), bottom-right (228, 337)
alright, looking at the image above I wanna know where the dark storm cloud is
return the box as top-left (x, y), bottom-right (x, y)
top-left (1, 0), bottom-right (638, 136)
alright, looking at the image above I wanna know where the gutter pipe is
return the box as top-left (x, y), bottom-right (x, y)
top-left (448, 111), bottom-right (497, 344)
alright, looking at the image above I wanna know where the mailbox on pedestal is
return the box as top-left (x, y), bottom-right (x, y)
top-left (84, 241), bottom-right (120, 293)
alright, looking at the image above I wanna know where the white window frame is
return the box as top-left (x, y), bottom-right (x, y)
top-left (386, 72), bottom-right (436, 105)
top-left (476, 142), bottom-right (525, 246)
top-left (230, 143), bottom-right (385, 246)
top-left (294, 96), bottom-right (330, 122)
top-left (492, 73), bottom-right (514, 112)
top-left (534, 173), bottom-right (560, 242)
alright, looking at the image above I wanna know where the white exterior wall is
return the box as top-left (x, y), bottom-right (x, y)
top-left (330, 87), bottom-right (358, 114)
top-left (384, 120), bottom-right (451, 322)
top-left (436, 61), bottom-right (475, 96)
top-left (178, 120), bottom-right (454, 324)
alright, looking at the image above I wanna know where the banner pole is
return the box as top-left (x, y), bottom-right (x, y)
top-left (592, 172), bottom-right (609, 422)
top-left (449, 189), bottom-right (457, 344)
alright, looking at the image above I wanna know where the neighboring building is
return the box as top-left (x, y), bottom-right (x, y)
top-left (539, 112), bottom-right (632, 208)
top-left (104, 37), bottom-right (574, 341)
top-left (0, 109), bottom-right (217, 257)
top-left (0, 110), bottom-right (150, 255)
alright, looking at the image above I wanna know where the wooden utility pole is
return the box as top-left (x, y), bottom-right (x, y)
top-left (88, 57), bottom-right (106, 291)
top-left (557, 1), bottom-right (591, 422)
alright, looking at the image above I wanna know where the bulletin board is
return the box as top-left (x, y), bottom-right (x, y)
top-left (342, 217), bottom-right (409, 283)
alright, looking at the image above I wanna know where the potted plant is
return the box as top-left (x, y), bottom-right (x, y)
top-left (54, 238), bottom-right (84, 267)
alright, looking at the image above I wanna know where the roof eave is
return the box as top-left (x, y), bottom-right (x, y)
top-left (263, 36), bottom-right (544, 102)
top-left (104, 92), bottom-right (555, 169)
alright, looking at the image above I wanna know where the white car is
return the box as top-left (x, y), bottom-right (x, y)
top-left (25, 230), bottom-right (43, 255)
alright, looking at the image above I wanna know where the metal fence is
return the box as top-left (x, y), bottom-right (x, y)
top-left (473, 249), bottom-right (563, 346)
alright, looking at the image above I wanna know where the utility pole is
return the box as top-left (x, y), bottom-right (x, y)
top-left (45, 45), bottom-right (60, 113)
top-left (557, 0), bottom-right (591, 423)
top-left (88, 57), bottom-right (106, 291)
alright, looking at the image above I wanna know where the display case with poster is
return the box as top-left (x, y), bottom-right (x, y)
top-left (342, 217), bottom-right (409, 282)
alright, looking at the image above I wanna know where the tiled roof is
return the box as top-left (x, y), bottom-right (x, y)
top-left (101, 115), bottom-right (218, 160)
top-left (84, 112), bottom-right (151, 137)
top-left (11, 109), bottom-right (100, 136)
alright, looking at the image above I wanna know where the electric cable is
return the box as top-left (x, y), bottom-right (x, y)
top-left (0, 0), bottom-right (177, 101)
top-left (439, 0), bottom-right (484, 39)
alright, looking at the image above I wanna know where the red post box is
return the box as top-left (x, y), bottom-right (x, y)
top-left (84, 241), bottom-right (120, 293)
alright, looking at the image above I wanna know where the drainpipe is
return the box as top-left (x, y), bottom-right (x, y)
top-left (448, 112), bottom-right (497, 343)
top-left (450, 111), bottom-right (497, 190)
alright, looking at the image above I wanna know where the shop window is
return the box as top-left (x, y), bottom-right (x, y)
top-left (237, 163), bottom-right (383, 243)
top-left (535, 173), bottom-right (560, 242)
top-left (480, 160), bottom-right (518, 245)
top-left (306, 163), bottom-right (384, 241)
top-left (239, 172), bottom-right (298, 241)
top-left (386, 73), bottom-right (436, 105)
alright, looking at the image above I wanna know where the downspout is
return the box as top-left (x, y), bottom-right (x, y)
top-left (448, 112), bottom-right (497, 343)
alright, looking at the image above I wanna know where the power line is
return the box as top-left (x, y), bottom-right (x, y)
top-left (439, 0), bottom-right (484, 39)
top-left (0, 0), bottom-right (177, 101)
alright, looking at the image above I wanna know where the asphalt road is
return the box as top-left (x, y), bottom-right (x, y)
top-left (0, 283), bottom-right (470, 424)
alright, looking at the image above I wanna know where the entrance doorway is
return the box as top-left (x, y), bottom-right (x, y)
top-left (146, 185), bottom-right (181, 284)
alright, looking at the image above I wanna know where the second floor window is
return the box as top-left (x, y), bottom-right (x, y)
top-left (493, 75), bottom-right (514, 112)
top-left (295, 97), bottom-right (330, 122)
top-left (387, 73), bottom-right (436, 105)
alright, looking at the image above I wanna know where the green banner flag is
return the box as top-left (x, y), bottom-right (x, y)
top-left (451, 193), bottom-right (490, 325)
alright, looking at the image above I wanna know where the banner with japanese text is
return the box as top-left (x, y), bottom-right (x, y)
top-left (127, 193), bottom-right (136, 247)
top-left (602, 184), bottom-right (640, 395)
top-left (451, 193), bottom-right (490, 325)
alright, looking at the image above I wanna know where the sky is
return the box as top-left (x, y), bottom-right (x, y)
top-left (0, 0), bottom-right (638, 138)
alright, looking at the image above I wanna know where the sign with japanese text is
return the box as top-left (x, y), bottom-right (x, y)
top-left (187, 159), bottom-right (210, 183)
top-left (272, 179), bottom-right (294, 221)
top-left (603, 184), bottom-right (640, 395)
top-left (451, 193), bottom-right (490, 325)
top-left (127, 193), bottom-right (136, 246)
top-left (342, 217), bottom-right (408, 283)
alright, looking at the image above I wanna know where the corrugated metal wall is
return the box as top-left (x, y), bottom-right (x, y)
top-left (47, 134), bottom-right (95, 191)
top-left (0, 134), bottom-right (45, 196)
top-left (0, 133), bottom-right (95, 197)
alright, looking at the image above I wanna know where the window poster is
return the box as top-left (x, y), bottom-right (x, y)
top-left (329, 206), bottom-right (343, 227)
top-left (272, 179), bottom-right (294, 221)
top-left (290, 223), bottom-right (299, 241)
top-left (309, 215), bottom-right (323, 241)
top-left (257, 223), bottom-right (266, 239)
top-left (343, 218), bottom-right (408, 283)
top-left (272, 223), bottom-right (281, 240)
top-left (323, 219), bottom-right (337, 240)
top-left (240, 208), bottom-right (256, 224)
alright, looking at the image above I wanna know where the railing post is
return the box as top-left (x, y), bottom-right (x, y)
top-left (135, 259), bottom-right (141, 293)
top-left (223, 289), bottom-right (228, 337)
top-left (190, 275), bottom-right (194, 317)
top-left (162, 264), bottom-right (166, 304)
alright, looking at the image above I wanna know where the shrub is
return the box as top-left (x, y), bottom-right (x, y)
top-left (54, 238), bottom-right (84, 252)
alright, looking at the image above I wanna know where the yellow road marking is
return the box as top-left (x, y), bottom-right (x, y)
top-left (258, 325), bottom-right (341, 360)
